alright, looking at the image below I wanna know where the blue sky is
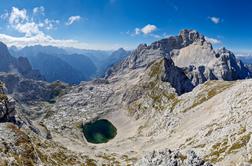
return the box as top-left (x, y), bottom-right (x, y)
top-left (0, 0), bottom-right (251, 52)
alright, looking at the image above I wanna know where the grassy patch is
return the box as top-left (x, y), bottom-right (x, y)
top-left (204, 138), bottom-right (229, 163)
top-left (227, 133), bottom-right (251, 154)
top-left (182, 81), bottom-right (233, 112)
top-left (148, 59), bottom-right (164, 79)
top-left (0, 93), bottom-right (8, 102)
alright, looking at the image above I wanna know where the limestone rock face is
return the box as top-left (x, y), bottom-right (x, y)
top-left (136, 149), bottom-right (212, 166)
top-left (122, 30), bottom-right (205, 71)
top-left (210, 47), bottom-right (251, 80)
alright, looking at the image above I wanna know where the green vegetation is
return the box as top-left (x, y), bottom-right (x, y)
top-left (182, 81), bottom-right (233, 112)
top-left (0, 93), bottom-right (8, 102)
top-left (49, 81), bottom-right (67, 100)
top-left (127, 59), bottom-right (181, 116)
top-left (204, 138), bottom-right (229, 163)
top-left (227, 133), bottom-right (251, 154)
top-left (4, 123), bottom-right (92, 165)
top-left (205, 132), bottom-right (251, 163)
top-left (148, 59), bottom-right (164, 78)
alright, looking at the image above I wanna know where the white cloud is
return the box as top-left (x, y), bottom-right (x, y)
top-left (1, 7), bottom-right (60, 37)
top-left (141, 24), bottom-right (157, 34)
top-left (66, 16), bottom-right (81, 25)
top-left (9, 7), bottom-right (27, 25)
top-left (208, 16), bottom-right (220, 24)
top-left (6, 7), bottom-right (41, 36)
top-left (205, 36), bottom-right (221, 44)
top-left (15, 22), bottom-right (42, 36)
top-left (33, 6), bottom-right (45, 15)
top-left (135, 24), bottom-right (157, 35)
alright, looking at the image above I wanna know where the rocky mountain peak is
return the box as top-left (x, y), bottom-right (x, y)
top-left (149, 29), bottom-right (206, 52)
top-left (178, 29), bottom-right (203, 45)
top-left (110, 29), bottom-right (211, 74)
top-left (116, 47), bottom-right (126, 53)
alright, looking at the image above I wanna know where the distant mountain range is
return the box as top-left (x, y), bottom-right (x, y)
top-left (237, 55), bottom-right (252, 64)
top-left (9, 45), bottom-right (130, 84)
top-left (0, 42), bottom-right (44, 81)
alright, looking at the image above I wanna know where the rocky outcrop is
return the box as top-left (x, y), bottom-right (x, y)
top-left (0, 72), bottom-right (68, 103)
top-left (0, 82), bottom-right (18, 125)
top-left (136, 149), bottom-right (212, 166)
top-left (210, 47), bottom-right (251, 80)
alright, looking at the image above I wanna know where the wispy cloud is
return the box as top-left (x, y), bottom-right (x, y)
top-left (33, 6), bottom-right (45, 15)
top-left (42, 18), bottom-right (60, 30)
top-left (0, 33), bottom-right (133, 50)
top-left (0, 33), bottom-right (89, 49)
top-left (1, 7), bottom-right (59, 37)
top-left (208, 16), bottom-right (221, 24)
top-left (205, 36), bottom-right (221, 44)
top-left (66, 16), bottom-right (81, 25)
top-left (9, 7), bottom-right (28, 25)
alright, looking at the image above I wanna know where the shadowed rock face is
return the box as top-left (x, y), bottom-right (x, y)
top-left (162, 58), bottom-right (195, 95)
